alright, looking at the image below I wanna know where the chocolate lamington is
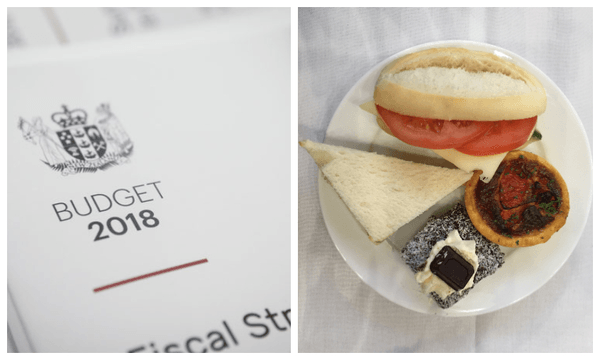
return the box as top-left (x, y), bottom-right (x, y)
top-left (401, 202), bottom-right (505, 309)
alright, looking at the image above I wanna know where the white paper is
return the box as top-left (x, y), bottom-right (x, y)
top-left (8, 8), bottom-right (291, 353)
top-left (8, 8), bottom-right (61, 49)
top-left (51, 7), bottom-right (258, 44)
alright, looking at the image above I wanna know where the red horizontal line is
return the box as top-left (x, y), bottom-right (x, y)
top-left (93, 258), bottom-right (208, 293)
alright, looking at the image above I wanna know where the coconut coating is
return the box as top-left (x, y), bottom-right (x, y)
top-left (401, 202), bottom-right (505, 309)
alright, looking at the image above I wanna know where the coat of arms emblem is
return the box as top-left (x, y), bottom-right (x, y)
top-left (18, 103), bottom-right (133, 175)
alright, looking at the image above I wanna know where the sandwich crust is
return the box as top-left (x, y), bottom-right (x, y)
top-left (374, 47), bottom-right (547, 121)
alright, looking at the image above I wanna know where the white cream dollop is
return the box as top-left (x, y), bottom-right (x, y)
top-left (415, 229), bottom-right (479, 299)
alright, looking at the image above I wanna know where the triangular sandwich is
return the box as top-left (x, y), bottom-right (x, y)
top-left (300, 140), bottom-right (473, 244)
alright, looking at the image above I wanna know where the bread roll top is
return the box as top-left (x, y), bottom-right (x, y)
top-left (374, 47), bottom-right (547, 121)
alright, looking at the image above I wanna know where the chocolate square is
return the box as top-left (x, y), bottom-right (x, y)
top-left (430, 246), bottom-right (475, 291)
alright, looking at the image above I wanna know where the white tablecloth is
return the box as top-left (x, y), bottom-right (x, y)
top-left (298, 7), bottom-right (592, 352)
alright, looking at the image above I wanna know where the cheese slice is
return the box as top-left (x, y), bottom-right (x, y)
top-left (432, 149), bottom-right (506, 183)
top-left (359, 101), bottom-right (378, 116)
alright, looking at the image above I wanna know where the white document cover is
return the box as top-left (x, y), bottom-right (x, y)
top-left (7, 9), bottom-right (291, 353)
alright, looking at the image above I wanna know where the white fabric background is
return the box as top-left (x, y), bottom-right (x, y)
top-left (298, 8), bottom-right (592, 352)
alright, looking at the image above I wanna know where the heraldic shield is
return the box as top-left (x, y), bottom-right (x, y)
top-left (57, 125), bottom-right (107, 161)
top-left (18, 103), bottom-right (133, 175)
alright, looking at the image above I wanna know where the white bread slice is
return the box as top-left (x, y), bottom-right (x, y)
top-left (374, 47), bottom-right (546, 121)
top-left (300, 140), bottom-right (473, 244)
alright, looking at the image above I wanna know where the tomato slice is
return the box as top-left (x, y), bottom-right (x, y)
top-left (455, 117), bottom-right (537, 156)
top-left (376, 106), bottom-right (493, 149)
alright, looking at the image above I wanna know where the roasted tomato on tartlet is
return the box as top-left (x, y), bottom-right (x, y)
top-left (464, 151), bottom-right (569, 247)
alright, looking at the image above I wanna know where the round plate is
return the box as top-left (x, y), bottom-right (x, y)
top-left (318, 40), bottom-right (592, 316)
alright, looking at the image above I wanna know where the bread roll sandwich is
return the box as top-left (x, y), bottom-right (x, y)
top-left (300, 140), bottom-right (473, 244)
top-left (361, 47), bottom-right (547, 182)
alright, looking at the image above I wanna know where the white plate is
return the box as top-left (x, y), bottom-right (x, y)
top-left (319, 40), bottom-right (592, 316)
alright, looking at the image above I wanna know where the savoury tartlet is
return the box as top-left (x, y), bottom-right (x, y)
top-left (464, 151), bottom-right (569, 247)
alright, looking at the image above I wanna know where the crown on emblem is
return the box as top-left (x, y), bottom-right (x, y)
top-left (51, 105), bottom-right (88, 128)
